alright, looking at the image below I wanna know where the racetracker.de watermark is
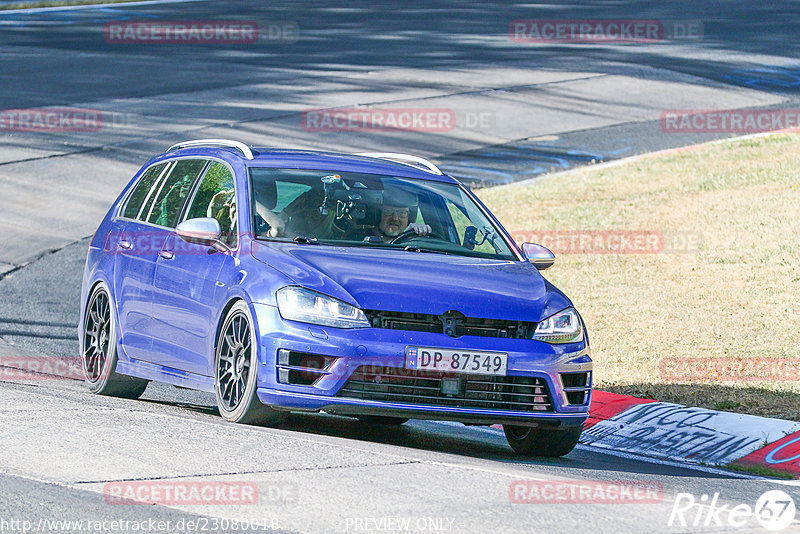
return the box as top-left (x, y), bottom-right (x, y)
top-left (101, 231), bottom-right (231, 256)
top-left (0, 517), bottom-right (282, 533)
top-left (660, 357), bottom-right (800, 383)
top-left (335, 363), bottom-right (519, 382)
top-left (302, 108), bottom-right (459, 132)
top-left (104, 481), bottom-right (264, 506)
top-left (104, 21), bottom-right (298, 44)
top-left (509, 480), bottom-right (663, 504)
top-left (661, 109), bottom-right (800, 133)
top-left (1, 108), bottom-right (101, 132)
top-left (509, 19), bottom-right (703, 42)
top-left (511, 230), bottom-right (702, 254)
top-left (0, 108), bottom-right (139, 132)
top-left (0, 356), bottom-right (85, 381)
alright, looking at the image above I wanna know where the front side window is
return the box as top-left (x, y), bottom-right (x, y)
top-left (122, 162), bottom-right (167, 220)
top-left (184, 161), bottom-right (238, 247)
top-left (146, 159), bottom-right (207, 228)
top-left (249, 168), bottom-right (516, 260)
top-left (445, 190), bottom-right (504, 256)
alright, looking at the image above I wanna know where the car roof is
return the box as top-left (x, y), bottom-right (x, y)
top-left (163, 144), bottom-right (460, 184)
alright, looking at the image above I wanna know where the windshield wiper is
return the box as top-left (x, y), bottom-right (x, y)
top-left (293, 236), bottom-right (318, 244)
top-left (402, 245), bottom-right (451, 255)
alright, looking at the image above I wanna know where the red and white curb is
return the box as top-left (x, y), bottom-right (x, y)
top-left (582, 391), bottom-right (800, 478)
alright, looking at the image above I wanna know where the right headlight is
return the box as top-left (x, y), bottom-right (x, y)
top-left (276, 286), bottom-right (370, 329)
top-left (534, 308), bottom-right (583, 344)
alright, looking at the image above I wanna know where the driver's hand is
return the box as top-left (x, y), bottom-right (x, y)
top-left (265, 216), bottom-right (286, 237)
top-left (255, 208), bottom-right (287, 238)
top-left (405, 223), bottom-right (432, 236)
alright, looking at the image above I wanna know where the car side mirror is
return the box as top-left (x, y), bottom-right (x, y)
top-left (522, 242), bottom-right (555, 270)
top-left (176, 217), bottom-right (222, 247)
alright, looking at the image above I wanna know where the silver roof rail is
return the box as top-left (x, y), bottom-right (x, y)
top-left (355, 152), bottom-right (443, 175)
top-left (167, 139), bottom-right (254, 160)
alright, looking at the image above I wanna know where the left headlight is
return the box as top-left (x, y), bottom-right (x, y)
top-left (276, 286), bottom-right (370, 329)
top-left (534, 308), bottom-right (583, 344)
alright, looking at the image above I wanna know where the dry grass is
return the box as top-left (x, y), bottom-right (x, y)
top-left (478, 134), bottom-right (800, 420)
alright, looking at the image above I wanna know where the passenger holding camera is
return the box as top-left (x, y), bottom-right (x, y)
top-left (345, 186), bottom-right (431, 243)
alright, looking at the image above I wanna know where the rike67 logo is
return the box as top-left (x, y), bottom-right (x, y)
top-left (669, 490), bottom-right (796, 531)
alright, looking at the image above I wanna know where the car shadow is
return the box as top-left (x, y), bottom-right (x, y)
top-left (136, 382), bottom-right (747, 480)
top-left (253, 411), bottom-right (736, 479)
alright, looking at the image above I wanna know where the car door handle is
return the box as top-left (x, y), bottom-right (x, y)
top-left (158, 250), bottom-right (174, 260)
top-left (119, 239), bottom-right (132, 249)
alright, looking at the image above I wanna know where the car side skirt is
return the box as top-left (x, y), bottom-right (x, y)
top-left (116, 358), bottom-right (215, 393)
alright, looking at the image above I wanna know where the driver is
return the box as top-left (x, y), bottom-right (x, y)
top-left (348, 185), bottom-right (431, 242)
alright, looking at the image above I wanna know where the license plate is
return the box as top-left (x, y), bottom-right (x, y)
top-left (405, 346), bottom-right (508, 376)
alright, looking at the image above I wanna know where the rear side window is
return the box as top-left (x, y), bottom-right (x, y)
top-left (146, 159), bottom-right (207, 228)
top-left (184, 161), bottom-right (238, 246)
top-left (122, 163), bottom-right (167, 220)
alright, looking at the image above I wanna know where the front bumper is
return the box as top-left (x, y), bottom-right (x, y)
top-left (252, 303), bottom-right (592, 427)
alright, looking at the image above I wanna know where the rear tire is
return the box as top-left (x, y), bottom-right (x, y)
top-left (356, 415), bottom-right (409, 426)
top-left (503, 425), bottom-right (582, 457)
top-left (214, 301), bottom-right (287, 425)
top-left (82, 282), bottom-right (149, 399)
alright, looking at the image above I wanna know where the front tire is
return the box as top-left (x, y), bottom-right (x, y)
top-left (503, 425), bottom-right (582, 457)
top-left (82, 283), bottom-right (149, 399)
top-left (214, 301), bottom-right (287, 425)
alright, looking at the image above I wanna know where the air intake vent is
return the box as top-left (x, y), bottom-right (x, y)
top-left (363, 310), bottom-right (537, 339)
top-left (277, 350), bottom-right (336, 386)
top-left (560, 371), bottom-right (591, 405)
top-left (337, 366), bottom-right (553, 412)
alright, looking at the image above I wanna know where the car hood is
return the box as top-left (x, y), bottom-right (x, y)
top-left (251, 242), bottom-right (569, 321)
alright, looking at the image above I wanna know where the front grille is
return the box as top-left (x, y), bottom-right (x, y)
top-left (364, 310), bottom-right (537, 339)
top-left (337, 365), bottom-right (553, 412)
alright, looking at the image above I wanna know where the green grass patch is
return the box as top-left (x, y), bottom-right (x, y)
top-left (726, 463), bottom-right (796, 480)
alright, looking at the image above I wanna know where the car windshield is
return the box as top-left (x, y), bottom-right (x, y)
top-left (249, 167), bottom-right (517, 260)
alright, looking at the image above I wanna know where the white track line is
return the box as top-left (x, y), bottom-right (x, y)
top-left (0, 0), bottom-right (209, 15)
top-left (435, 420), bottom-right (800, 486)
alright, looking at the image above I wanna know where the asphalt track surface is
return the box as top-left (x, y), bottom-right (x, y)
top-left (1, 1), bottom-right (800, 532)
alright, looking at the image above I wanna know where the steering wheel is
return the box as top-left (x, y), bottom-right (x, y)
top-left (389, 229), bottom-right (446, 244)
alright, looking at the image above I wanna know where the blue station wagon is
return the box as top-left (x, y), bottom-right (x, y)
top-left (79, 139), bottom-right (592, 457)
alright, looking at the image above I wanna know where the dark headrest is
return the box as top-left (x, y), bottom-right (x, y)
top-left (253, 179), bottom-right (277, 210)
top-left (361, 204), bottom-right (381, 227)
top-left (382, 184), bottom-right (418, 208)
